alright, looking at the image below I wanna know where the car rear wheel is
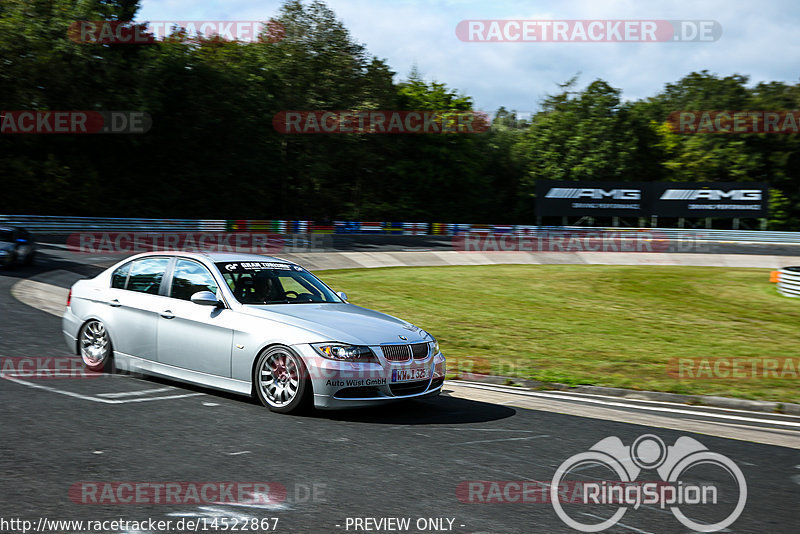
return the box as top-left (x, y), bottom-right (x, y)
top-left (79, 320), bottom-right (113, 372)
top-left (254, 345), bottom-right (311, 414)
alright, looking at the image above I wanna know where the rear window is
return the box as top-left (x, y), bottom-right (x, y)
top-left (0, 230), bottom-right (13, 242)
top-left (126, 257), bottom-right (170, 294)
top-left (111, 262), bottom-right (131, 289)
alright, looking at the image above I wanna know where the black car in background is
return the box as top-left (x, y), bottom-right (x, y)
top-left (0, 226), bottom-right (36, 267)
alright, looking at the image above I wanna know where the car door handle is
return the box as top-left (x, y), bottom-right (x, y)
top-left (160, 310), bottom-right (175, 319)
top-left (108, 299), bottom-right (121, 307)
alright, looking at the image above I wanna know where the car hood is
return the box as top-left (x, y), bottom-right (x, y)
top-left (240, 303), bottom-right (431, 346)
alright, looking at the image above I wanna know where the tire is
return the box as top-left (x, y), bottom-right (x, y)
top-left (23, 250), bottom-right (35, 266)
top-left (79, 319), bottom-right (114, 373)
top-left (253, 345), bottom-right (312, 414)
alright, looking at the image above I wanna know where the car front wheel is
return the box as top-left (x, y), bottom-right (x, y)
top-left (253, 345), bottom-right (311, 414)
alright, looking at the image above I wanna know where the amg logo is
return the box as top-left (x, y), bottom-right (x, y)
top-left (545, 188), bottom-right (641, 200)
top-left (660, 189), bottom-right (762, 201)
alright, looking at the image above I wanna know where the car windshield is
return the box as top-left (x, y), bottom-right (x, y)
top-left (0, 230), bottom-right (13, 242)
top-left (216, 261), bottom-right (341, 305)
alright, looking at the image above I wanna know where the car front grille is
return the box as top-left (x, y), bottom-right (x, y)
top-left (381, 344), bottom-right (410, 362)
top-left (381, 343), bottom-right (430, 362)
top-left (411, 343), bottom-right (429, 359)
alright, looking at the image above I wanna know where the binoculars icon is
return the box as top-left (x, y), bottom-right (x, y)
top-left (551, 434), bottom-right (747, 532)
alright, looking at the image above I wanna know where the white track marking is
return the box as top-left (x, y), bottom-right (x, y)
top-left (494, 385), bottom-right (800, 419)
top-left (97, 387), bottom-right (173, 398)
top-left (454, 434), bottom-right (550, 446)
top-left (3, 376), bottom-right (203, 403)
top-left (452, 382), bottom-right (800, 429)
top-left (446, 428), bottom-right (538, 433)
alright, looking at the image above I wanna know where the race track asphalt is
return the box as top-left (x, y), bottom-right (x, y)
top-left (1, 248), bottom-right (798, 534)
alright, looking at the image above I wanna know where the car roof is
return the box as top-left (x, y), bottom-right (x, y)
top-left (128, 251), bottom-right (294, 264)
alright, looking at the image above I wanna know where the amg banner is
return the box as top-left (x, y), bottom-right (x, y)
top-left (651, 182), bottom-right (769, 217)
top-left (535, 181), bottom-right (647, 217)
top-left (536, 181), bottom-right (769, 218)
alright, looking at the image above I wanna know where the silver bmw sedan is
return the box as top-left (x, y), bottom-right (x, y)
top-left (62, 252), bottom-right (446, 413)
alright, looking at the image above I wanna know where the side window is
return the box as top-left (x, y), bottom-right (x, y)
top-left (170, 259), bottom-right (219, 301)
top-left (111, 262), bottom-right (131, 289)
top-left (127, 257), bottom-right (170, 294)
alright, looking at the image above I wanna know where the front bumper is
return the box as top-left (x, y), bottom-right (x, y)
top-left (62, 306), bottom-right (81, 354)
top-left (293, 344), bottom-right (446, 410)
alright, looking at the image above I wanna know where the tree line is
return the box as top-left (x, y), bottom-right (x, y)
top-left (1, 0), bottom-right (799, 228)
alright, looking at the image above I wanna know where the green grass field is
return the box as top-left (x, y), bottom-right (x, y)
top-left (320, 265), bottom-right (800, 404)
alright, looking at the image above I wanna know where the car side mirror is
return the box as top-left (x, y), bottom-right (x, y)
top-left (337, 291), bottom-right (348, 302)
top-left (191, 291), bottom-right (222, 307)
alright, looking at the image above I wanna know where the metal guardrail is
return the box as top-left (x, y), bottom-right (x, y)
top-left (3, 214), bottom-right (800, 244)
top-left (778, 267), bottom-right (800, 297)
top-left (0, 215), bottom-right (225, 233)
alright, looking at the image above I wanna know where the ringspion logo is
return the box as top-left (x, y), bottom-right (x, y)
top-left (551, 434), bottom-right (746, 532)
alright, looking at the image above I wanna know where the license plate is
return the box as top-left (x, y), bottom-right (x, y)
top-left (391, 367), bottom-right (430, 383)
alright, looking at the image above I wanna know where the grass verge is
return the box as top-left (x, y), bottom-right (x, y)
top-left (320, 264), bottom-right (800, 404)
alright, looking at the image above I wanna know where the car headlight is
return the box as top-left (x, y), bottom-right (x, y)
top-left (312, 343), bottom-right (378, 363)
top-left (429, 338), bottom-right (440, 355)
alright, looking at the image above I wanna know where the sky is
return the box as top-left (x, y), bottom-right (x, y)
top-left (138, 0), bottom-right (800, 115)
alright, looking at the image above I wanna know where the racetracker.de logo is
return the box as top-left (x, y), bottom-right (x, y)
top-left (668, 357), bottom-right (800, 379)
top-left (69, 232), bottom-right (285, 254)
top-left (0, 357), bottom-right (100, 380)
top-left (69, 482), bottom-right (287, 505)
top-left (68, 20), bottom-right (285, 44)
top-left (667, 111), bottom-right (800, 134)
top-left (273, 110), bottom-right (490, 134)
top-left (454, 231), bottom-right (673, 253)
top-left (456, 20), bottom-right (721, 42)
top-left (0, 111), bottom-right (151, 134)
